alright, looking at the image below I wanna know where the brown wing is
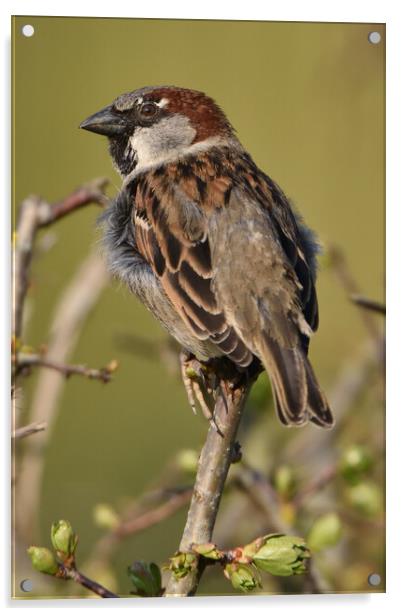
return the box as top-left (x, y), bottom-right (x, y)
top-left (261, 175), bottom-right (319, 344)
top-left (228, 153), bottom-right (319, 349)
top-left (209, 184), bottom-right (332, 428)
top-left (132, 169), bottom-right (253, 367)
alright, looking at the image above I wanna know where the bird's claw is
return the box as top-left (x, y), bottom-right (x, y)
top-left (179, 351), bottom-right (223, 435)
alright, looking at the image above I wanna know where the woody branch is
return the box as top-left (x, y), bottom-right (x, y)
top-left (165, 369), bottom-right (253, 597)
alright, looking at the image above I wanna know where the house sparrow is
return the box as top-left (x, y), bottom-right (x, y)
top-left (80, 85), bottom-right (334, 429)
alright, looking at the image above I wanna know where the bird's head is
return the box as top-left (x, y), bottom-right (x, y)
top-left (80, 86), bottom-right (237, 177)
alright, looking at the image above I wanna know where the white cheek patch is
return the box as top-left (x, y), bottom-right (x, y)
top-left (122, 113), bottom-right (237, 185)
top-left (123, 135), bottom-right (229, 186)
top-left (127, 114), bottom-right (197, 172)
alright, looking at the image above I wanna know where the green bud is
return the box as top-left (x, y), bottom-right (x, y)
top-left (27, 546), bottom-right (59, 576)
top-left (224, 563), bottom-right (260, 593)
top-left (192, 543), bottom-right (223, 560)
top-left (307, 513), bottom-right (342, 552)
top-left (127, 561), bottom-right (162, 597)
top-left (93, 503), bottom-right (119, 530)
top-left (50, 520), bottom-right (78, 559)
top-left (345, 481), bottom-right (382, 517)
top-left (340, 445), bottom-right (373, 484)
top-left (273, 465), bottom-right (297, 499)
top-left (169, 552), bottom-right (197, 580)
top-left (176, 449), bottom-right (199, 474)
top-left (248, 533), bottom-right (310, 576)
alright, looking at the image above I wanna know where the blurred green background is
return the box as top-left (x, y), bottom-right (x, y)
top-left (12, 17), bottom-right (385, 598)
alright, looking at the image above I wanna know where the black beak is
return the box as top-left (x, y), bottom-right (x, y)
top-left (79, 105), bottom-right (127, 137)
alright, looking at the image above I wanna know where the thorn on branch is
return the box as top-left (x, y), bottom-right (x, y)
top-left (327, 245), bottom-right (384, 349)
top-left (350, 294), bottom-right (386, 315)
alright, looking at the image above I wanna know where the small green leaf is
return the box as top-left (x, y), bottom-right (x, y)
top-left (168, 552), bottom-right (197, 580)
top-left (251, 534), bottom-right (310, 576)
top-left (127, 561), bottom-right (162, 597)
top-left (192, 543), bottom-right (223, 560)
top-left (224, 563), bottom-right (261, 593)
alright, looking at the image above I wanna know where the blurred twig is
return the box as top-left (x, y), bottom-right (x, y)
top-left (15, 352), bottom-right (117, 383)
top-left (13, 178), bottom-right (108, 341)
top-left (233, 463), bottom-right (288, 534)
top-left (116, 488), bottom-right (192, 538)
top-left (12, 421), bottom-right (47, 440)
top-left (14, 251), bottom-right (109, 542)
top-left (90, 487), bottom-right (193, 565)
top-left (350, 295), bottom-right (386, 315)
top-left (329, 341), bottom-right (380, 418)
top-left (328, 245), bottom-right (384, 358)
top-left (40, 179), bottom-right (109, 226)
top-left (292, 465), bottom-right (337, 509)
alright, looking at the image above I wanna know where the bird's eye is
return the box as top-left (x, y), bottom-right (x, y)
top-left (139, 102), bottom-right (158, 119)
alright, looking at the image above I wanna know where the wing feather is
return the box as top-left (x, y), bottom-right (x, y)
top-left (208, 183), bottom-right (333, 428)
top-left (132, 173), bottom-right (245, 360)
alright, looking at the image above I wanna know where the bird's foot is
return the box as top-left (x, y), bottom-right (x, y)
top-left (179, 350), bottom-right (223, 435)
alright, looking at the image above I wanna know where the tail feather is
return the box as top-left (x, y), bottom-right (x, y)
top-left (304, 358), bottom-right (334, 428)
top-left (261, 334), bottom-right (334, 429)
